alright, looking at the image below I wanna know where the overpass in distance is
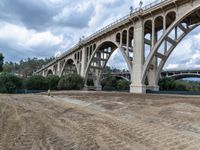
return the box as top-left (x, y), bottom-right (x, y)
top-left (36, 0), bottom-right (200, 93)
top-left (101, 69), bottom-right (200, 81)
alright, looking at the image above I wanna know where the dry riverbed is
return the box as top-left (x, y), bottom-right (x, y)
top-left (0, 91), bottom-right (200, 150)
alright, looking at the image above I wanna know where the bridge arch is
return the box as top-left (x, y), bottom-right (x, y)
top-left (61, 58), bottom-right (78, 76)
top-left (84, 40), bottom-right (132, 90)
top-left (142, 4), bottom-right (200, 86)
top-left (101, 75), bottom-right (130, 82)
top-left (47, 69), bottom-right (53, 76)
top-left (167, 74), bottom-right (200, 80)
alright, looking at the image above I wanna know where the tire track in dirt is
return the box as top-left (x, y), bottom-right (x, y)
top-left (54, 96), bottom-right (200, 150)
top-left (1, 93), bottom-right (200, 150)
top-left (86, 110), bottom-right (200, 150)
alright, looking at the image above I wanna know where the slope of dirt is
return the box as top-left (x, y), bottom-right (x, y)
top-left (1, 91), bottom-right (200, 150)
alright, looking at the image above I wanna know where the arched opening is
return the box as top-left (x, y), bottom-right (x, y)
top-left (129, 27), bottom-right (134, 47)
top-left (154, 16), bottom-right (164, 42)
top-left (154, 16), bottom-right (164, 57)
top-left (116, 33), bottom-right (121, 45)
top-left (144, 20), bottom-right (153, 60)
top-left (128, 27), bottom-right (134, 60)
top-left (47, 69), bottom-right (53, 76)
top-left (166, 11), bottom-right (176, 29)
top-left (85, 41), bottom-right (130, 91)
top-left (143, 6), bottom-right (200, 93)
top-left (61, 59), bottom-right (77, 76)
top-left (122, 30), bottom-right (127, 47)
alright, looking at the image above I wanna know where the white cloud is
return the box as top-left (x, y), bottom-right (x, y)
top-left (26, 31), bottom-right (63, 47)
top-left (107, 49), bottom-right (128, 70)
top-left (164, 26), bottom-right (200, 70)
top-left (0, 23), bottom-right (63, 47)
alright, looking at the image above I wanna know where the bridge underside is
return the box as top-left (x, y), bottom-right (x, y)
top-left (167, 74), bottom-right (200, 80)
top-left (36, 0), bottom-right (200, 93)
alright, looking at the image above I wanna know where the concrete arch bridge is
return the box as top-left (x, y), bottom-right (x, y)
top-left (36, 0), bottom-right (200, 93)
top-left (101, 69), bottom-right (200, 83)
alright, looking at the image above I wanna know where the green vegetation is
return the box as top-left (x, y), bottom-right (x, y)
top-left (0, 72), bottom-right (22, 93)
top-left (101, 66), bottom-right (130, 91)
top-left (46, 75), bottom-right (60, 90)
top-left (0, 53), bottom-right (4, 72)
top-left (1, 53), bottom-right (199, 93)
top-left (25, 75), bottom-right (48, 90)
top-left (102, 76), bottom-right (130, 91)
top-left (58, 74), bottom-right (84, 90)
top-left (159, 77), bottom-right (200, 91)
top-left (116, 80), bottom-right (130, 91)
top-left (0, 73), bottom-right (84, 93)
top-left (3, 57), bottom-right (54, 77)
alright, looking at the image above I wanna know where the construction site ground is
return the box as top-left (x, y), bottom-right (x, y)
top-left (1, 91), bottom-right (200, 150)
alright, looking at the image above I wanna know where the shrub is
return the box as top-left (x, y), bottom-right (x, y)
top-left (0, 72), bottom-right (22, 93)
top-left (159, 77), bottom-right (176, 91)
top-left (58, 74), bottom-right (84, 90)
top-left (103, 85), bottom-right (115, 91)
top-left (46, 75), bottom-right (60, 90)
top-left (25, 75), bottom-right (47, 90)
top-left (102, 76), bottom-right (118, 90)
top-left (116, 80), bottom-right (130, 91)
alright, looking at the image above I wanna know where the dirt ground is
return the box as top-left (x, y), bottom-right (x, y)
top-left (1, 91), bottom-right (200, 150)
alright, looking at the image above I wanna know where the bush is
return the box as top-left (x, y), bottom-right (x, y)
top-left (159, 77), bottom-right (176, 91)
top-left (46, 75), bottom-right (60, 90)
top-left (25, 75), bottom-right (47, 90)
top-left (102, 76), bottom-right (118, 90)
top-left (58, 74), bottom-right (84, 90)
top-left (0, 72), bottom-right (23, 93)
top-left (103, 85), bottom-right (115, 91)
top-left (116, 80), bottom-right (130, 91)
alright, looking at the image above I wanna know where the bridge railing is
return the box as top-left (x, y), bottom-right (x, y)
top-left (84, 0), bottom-right (169, 42)
top-left (142, 0), bottom-right (168, 10)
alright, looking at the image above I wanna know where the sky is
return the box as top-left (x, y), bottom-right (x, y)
top-left (0, 0), bottom-right (200, 71)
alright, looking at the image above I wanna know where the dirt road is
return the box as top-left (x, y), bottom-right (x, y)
top-left (1, 91), bottom-right (200, 150)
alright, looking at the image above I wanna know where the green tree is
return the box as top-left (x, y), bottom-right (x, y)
top-left (58, 74), bottom-right (84, 90)
top-left (3, 57), bottom-right (54, 77)
top-left (0, 72), bottom-right (22, 93)
top-left (102, 76), bottom-right (124, 91)
top-left (0, 53), bottom-right (4, 72)
top-left (116, 80), bottom-right (130, 91)
top-left (46, 75), bottom-right (60, 90)
top-left (25, 75), bottom-right (47, 90)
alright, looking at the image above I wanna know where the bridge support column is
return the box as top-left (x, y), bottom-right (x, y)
top-left (80, 47), bottom-right (87, 77)
top-left (57, 61), bottom-right (61, 77)
top-left (130, 20), bottom-right (146, 94)
top-left (94, 80), bottom-right (102, 91)
top-left (147, 58), bottom-right (159, 92)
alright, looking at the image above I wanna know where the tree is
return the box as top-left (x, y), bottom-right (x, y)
top-left (25, 75), bottom-right (48, 90)
top-left (58, 74), bottom-right (84, 90)
top-left (116, 80), bottom-right (130, 91)
top-left (46, 75), bottom-right (60, 90)
top-left (0, 53), bottom-right (4, 72)
top-left (0, 72), bottom-right (22, 93)
top-left (3, 57), bottom-right (54, 77)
